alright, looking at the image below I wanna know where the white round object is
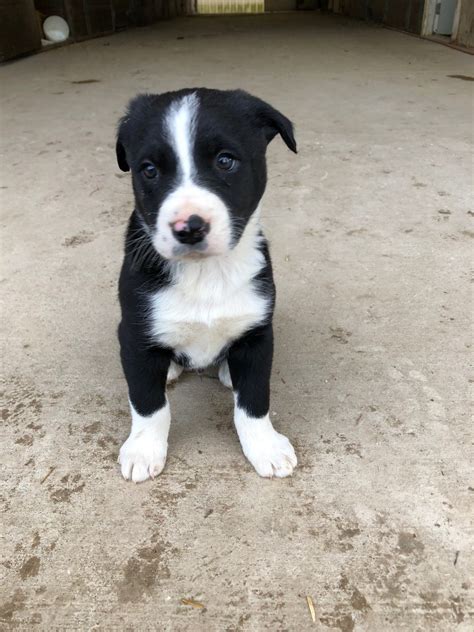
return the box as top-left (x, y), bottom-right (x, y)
top-left (43, 16), bottom-right (70, 43)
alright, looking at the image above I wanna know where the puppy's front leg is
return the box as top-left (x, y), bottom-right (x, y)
top-left (118, 328), bottom-right (171, 483)
top-left (227, 325), bottom-right (297, 478)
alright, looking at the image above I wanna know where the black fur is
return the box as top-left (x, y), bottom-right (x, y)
top-left (116, 88), bottom-right (295, 419)
top-left (116, 88), bottom-right (296, 241)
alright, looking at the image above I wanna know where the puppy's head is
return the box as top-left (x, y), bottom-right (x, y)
top-left (116, 88), bottom-right (297, 260)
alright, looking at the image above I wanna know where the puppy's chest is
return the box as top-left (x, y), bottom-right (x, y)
top-left (149, 275), bottom-right (268, 368)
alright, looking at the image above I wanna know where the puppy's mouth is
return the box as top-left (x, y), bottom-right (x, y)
top-left (152, 230), bottom-right (228, 261)
top-left (171, 241), bottom-right (210, 258)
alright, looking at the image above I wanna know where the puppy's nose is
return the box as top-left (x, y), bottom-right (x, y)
top-left (171, 214), bottom-right (210, 245)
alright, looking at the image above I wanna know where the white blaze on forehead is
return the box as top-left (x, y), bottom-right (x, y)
top-left (165, 93), bottom-right (199, 182)
top-left (155, 91), bottom-right (233, 260)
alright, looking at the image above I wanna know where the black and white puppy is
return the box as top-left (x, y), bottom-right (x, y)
top-left (115, 88), bottom-right (297, 482)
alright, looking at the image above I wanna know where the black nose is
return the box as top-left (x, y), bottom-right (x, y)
top-left (172, 214), bottom-right (210, 245)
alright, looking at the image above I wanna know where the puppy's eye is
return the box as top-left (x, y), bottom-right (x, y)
top-left (141, 162), bottom-right (158, 179)
top-left (216, 152), bottom-right (236, 172)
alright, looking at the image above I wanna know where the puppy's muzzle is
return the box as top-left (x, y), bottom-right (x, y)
top-left (171, 214), bottom-right (210, 245)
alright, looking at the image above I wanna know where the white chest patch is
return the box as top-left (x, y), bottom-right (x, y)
top-left (149, 218), bottom-right (269, 369)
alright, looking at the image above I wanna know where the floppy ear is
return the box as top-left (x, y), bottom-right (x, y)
top-left (116, 112), bottom-right (130, 172)
top-left (238, 91), bottom-right (297, 154)
top-left (258, 103), bottom-right (297, 154)
top-left (115, 94), bottom-right (156, 171)
top-left (115, 137), bottom-right (129, 172)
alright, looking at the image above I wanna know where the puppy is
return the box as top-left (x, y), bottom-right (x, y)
top-left (115, 88), bottom-right (297, 482)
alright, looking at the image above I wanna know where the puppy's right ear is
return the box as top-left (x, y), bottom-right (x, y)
top-left (116, 118), bottom-right (129, 172)
top-left (116, 94), bottom-right (156, 172)
top-left (115, 139), bottom-right (129, 172)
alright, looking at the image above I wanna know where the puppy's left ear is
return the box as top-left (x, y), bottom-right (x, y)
top-left (238, 91), bottom-right (297, 154)
top-left (258, 103), bottom-right (297, 154)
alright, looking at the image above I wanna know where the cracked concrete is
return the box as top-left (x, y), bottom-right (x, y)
top-left (1, 13), bottom-right (473, 631)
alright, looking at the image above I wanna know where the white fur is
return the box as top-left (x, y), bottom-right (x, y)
top-left (119, 401), bottom-right (171, 482)
top-left (150, 214), bottom-right (269, 369)
top-left (152, 93), bottom-right (233, 260)
top-left (153, 183), bottom-right (232, 259)
top-left (167, 360), bottom-right (184, 383)
top-left (234, 405), bottom-right (297, 478)
top-left (218, 360), bottom-right (233, 389)
top-left (165, 93), bottom-right (198, 181)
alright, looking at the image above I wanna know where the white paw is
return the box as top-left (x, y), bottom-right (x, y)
top-left (218, 360), bottom-right (233, 389)
top-left (119, 402), bottom-right (170, 483)
top-left (119, 432), bottom-right (167, 482)
top-left (167, 361), bottom-right (183, 384)
top-left (245, 430), bottom-right (297, 478)
top-left (234, 410), bottom-right (297, 478)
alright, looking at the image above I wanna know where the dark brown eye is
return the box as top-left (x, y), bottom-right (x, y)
top-left (141, 162), bottom-right (158, 179)
top-left (216, 152), bottom-right (236, 171)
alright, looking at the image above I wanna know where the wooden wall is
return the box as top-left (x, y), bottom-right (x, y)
top-left (332, 0), bottom-right (425, 35)
top-left (0, 0), bottom-right (42, 61)
top-left (454, 0), bottom-right (474, 47)
top-left (1, 0), bottom-right (190, 61)
top-left (34, 0), bottom-right (189, 39)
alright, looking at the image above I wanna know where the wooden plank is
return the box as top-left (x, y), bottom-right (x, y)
top-left (0, 0), bottom-right (41, 61)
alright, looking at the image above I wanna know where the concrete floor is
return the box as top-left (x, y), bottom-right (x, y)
top-left (1, 13), bottom-right (473, 631)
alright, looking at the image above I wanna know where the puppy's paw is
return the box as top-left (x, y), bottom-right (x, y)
top-left (118, 431), bottom-right (167, 483)
top-left (235, 411), bottom-right (297, 478)
top-left (245, 430), bottom-right (297, 478)
top-left (167, 361), bottom-right (183, 384)
top-left (218, 360), bottom-right (233, 389)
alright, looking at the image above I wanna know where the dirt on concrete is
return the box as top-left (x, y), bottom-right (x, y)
top-left (1, 13), bottom-right (473, 631)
